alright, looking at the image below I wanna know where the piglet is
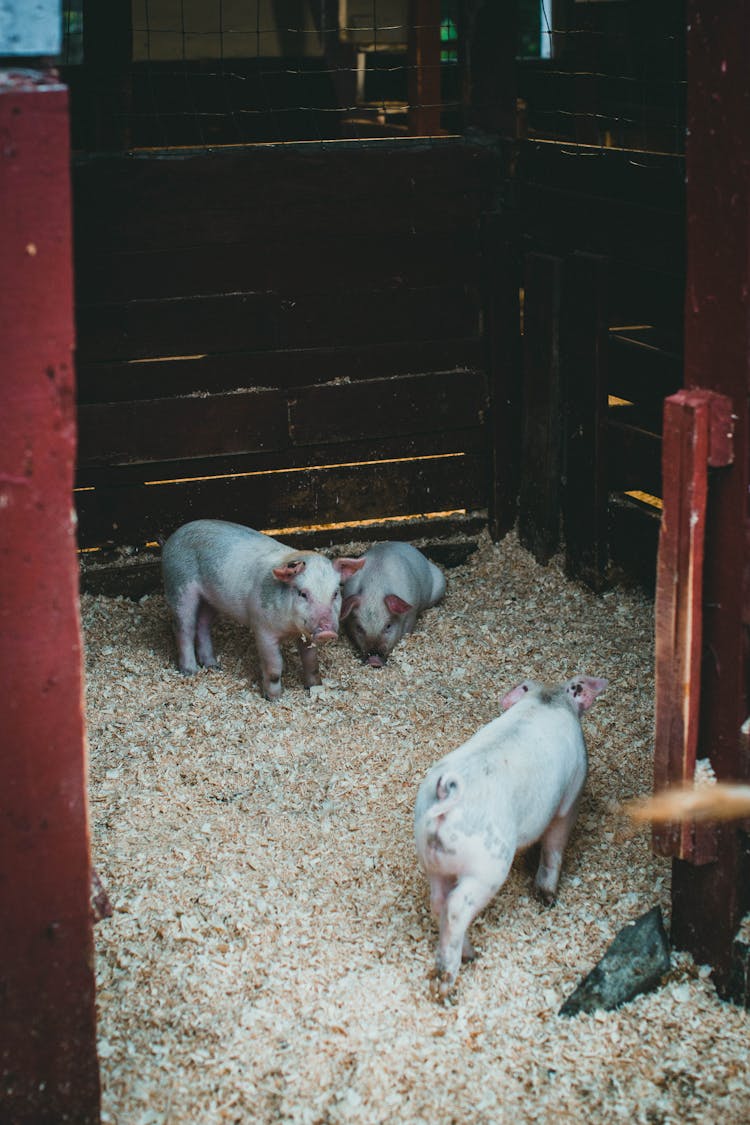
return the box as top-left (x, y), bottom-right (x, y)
top-left (161, 520), bottom-right (364, 700)
top-left (340, 541), bottom-right (446, 667)
top-left (413, 674), bottom-right (608, 996)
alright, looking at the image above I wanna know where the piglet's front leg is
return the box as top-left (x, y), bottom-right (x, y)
top-left (255, 629), bottom-right (284, 700)
top-left (297, 636), bottom-right (322, 689)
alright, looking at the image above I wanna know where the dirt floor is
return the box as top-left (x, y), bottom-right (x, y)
top-left (83, 531), bottom-right (750, 1124)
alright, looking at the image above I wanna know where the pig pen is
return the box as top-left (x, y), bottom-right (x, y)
top-left (84, 531), bottom-right (750, 1124)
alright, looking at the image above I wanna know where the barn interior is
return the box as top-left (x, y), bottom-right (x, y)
top-left (2, 1), bottom-right (750, 1121)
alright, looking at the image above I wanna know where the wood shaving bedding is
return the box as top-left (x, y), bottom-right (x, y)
top-left (83, 531), bottom-right (750, 1124)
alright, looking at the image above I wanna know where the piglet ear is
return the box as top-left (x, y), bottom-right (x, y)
top-left (333, 556), bottom-right (366, 582)
top-left (384, 593), bottom-right (412, 616)
top-left (340, 594), bottom-right (361, 620)
top-left (273, 559), bottom-right (306, 583)
top-left (500, 679), bottom-right (539, 711)
top-left (566, 675), bottom-right (608, 713)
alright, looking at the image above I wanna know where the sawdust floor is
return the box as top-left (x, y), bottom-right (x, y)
top-left (83, 531), bottom-right (750, 1125)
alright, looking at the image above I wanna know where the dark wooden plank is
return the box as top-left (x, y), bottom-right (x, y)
top-left (606, 421), bottom-right (663, 496)
top-left (607, 399), bottom-right (665, 441)
top-left (672, 841), bottom-right (750, 1000)
top-left (75, 425), bottom-right (487, 489)
top-left (76, 339), bottom-right (486, 404)
top-left (607, 263), bottom-right (685, 331)
top-left (521, 183), bottom-right (685, 276)
top-left (517, 140), bottom-right (685, 212)
top-left (562, 253), bottom-right (609, 590)
top-left (74, 452), bottom-right (488, 549)
top-left (608, 495), bottom-right (660, 592)
top-left (278, 286), bottom-right (480, 350)
top-left (76, 286), bottom-right (480, 364)
top-left (76, 292), bottom-right (276, 364)
top-left (72, 144), bottom-right (500, 250)
top-left (78, 389), bottom-right (289, 468)
top-left (289, 370), bottom-right (487, 447)
top-left (518, 252), bottom-right (563, 564)
top-left (608, 330), bottom-right (683, 412)
top-left (74, 231), bottom-right (482, 304)
top-left (72, 142), bottom-right (498, 219)
top-left (76, 192), bottom-right (486, 250)
top-left (77, 372), bottom-right (487, 470)
top-left (482, 211), bottom-right (523, 540)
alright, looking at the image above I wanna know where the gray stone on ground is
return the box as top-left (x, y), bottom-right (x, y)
top-left (559, 906), bottom-right (670, 1017)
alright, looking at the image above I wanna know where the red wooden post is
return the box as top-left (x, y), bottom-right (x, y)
top-left (665, 0), bottom-right (750, 989)
top-left (0, 71), bottom-right (100, 1122)
top-left (653, 389), bottom-right (733, 862)
top-left (408, 0), bottom-right (443, 136)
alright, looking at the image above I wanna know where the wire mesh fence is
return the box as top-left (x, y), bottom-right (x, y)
top-left (516, 0), bottom-right (686, 155)
top-left (62, 0), bottom-right (463, 149)
top-left (60, 2), bottom-right (685, 155)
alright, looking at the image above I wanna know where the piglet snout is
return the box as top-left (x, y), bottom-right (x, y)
top-left (312, 625), bottom-right (338, 643)
top-left (366, 653), bottom-right (385, 668)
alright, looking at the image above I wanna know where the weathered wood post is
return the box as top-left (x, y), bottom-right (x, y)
top-left (654, 0), bottom-right (750, 994)
top-left (0, 17), bottom-right (101, 1119)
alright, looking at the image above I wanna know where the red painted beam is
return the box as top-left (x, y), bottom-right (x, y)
top-left (408, 0), bottom-right (444, 136)
top-left (0, 71), bottom-right (100, 1122)
top-left (668, 1), bottom-right (750, 990)
top-left (653, 389), bottom-right (732, 863)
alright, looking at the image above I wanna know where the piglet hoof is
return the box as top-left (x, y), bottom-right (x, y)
top-left (178, 665), bottom-right (199, 677)
top-left (428, 965), bottom-right (456, 1001)
top-left (534, 884), bottom-right (557, 908)
top-left (436, 974), bottom-right (456, 1001)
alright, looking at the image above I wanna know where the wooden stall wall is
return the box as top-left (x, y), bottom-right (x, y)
top-left (74, 141), bottom-right (509, 590)
top-left (515, 142), bottom-right (685, 589)
top-left (512, 0), bottom-right (686, 591)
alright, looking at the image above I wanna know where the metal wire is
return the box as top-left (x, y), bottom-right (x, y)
top-left (61, 1), bottom-right (683, 155)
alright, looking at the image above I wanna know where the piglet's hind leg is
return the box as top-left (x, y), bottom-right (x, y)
top-left (429, 876), bottom-right (477, 963)
top-left (534, 798), bottom-right (581, 905)
top-left (435, 872), bottom-right (506, 997)
top-left (171, 584), bottom-right (202, 674)
top-left (195, 600), bottom-right (218, 668)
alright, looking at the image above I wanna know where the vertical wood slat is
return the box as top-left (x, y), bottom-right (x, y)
top-left (483, 211), bottom-right (522, 540)
top-left (562, 252), bottom-right (609, 590)
top-left (518, 252), bottom-right (563, 563)
top-left (408, 0), bottom-right (443, 136)
top-left (462, 0), bottom-right (518, 136)
top-left (653, 389), bottom-right (733, 862)
top-left (81, 0), bottom-right (133, 150)
top-left (0, 73), bottom-right (100, 1123)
